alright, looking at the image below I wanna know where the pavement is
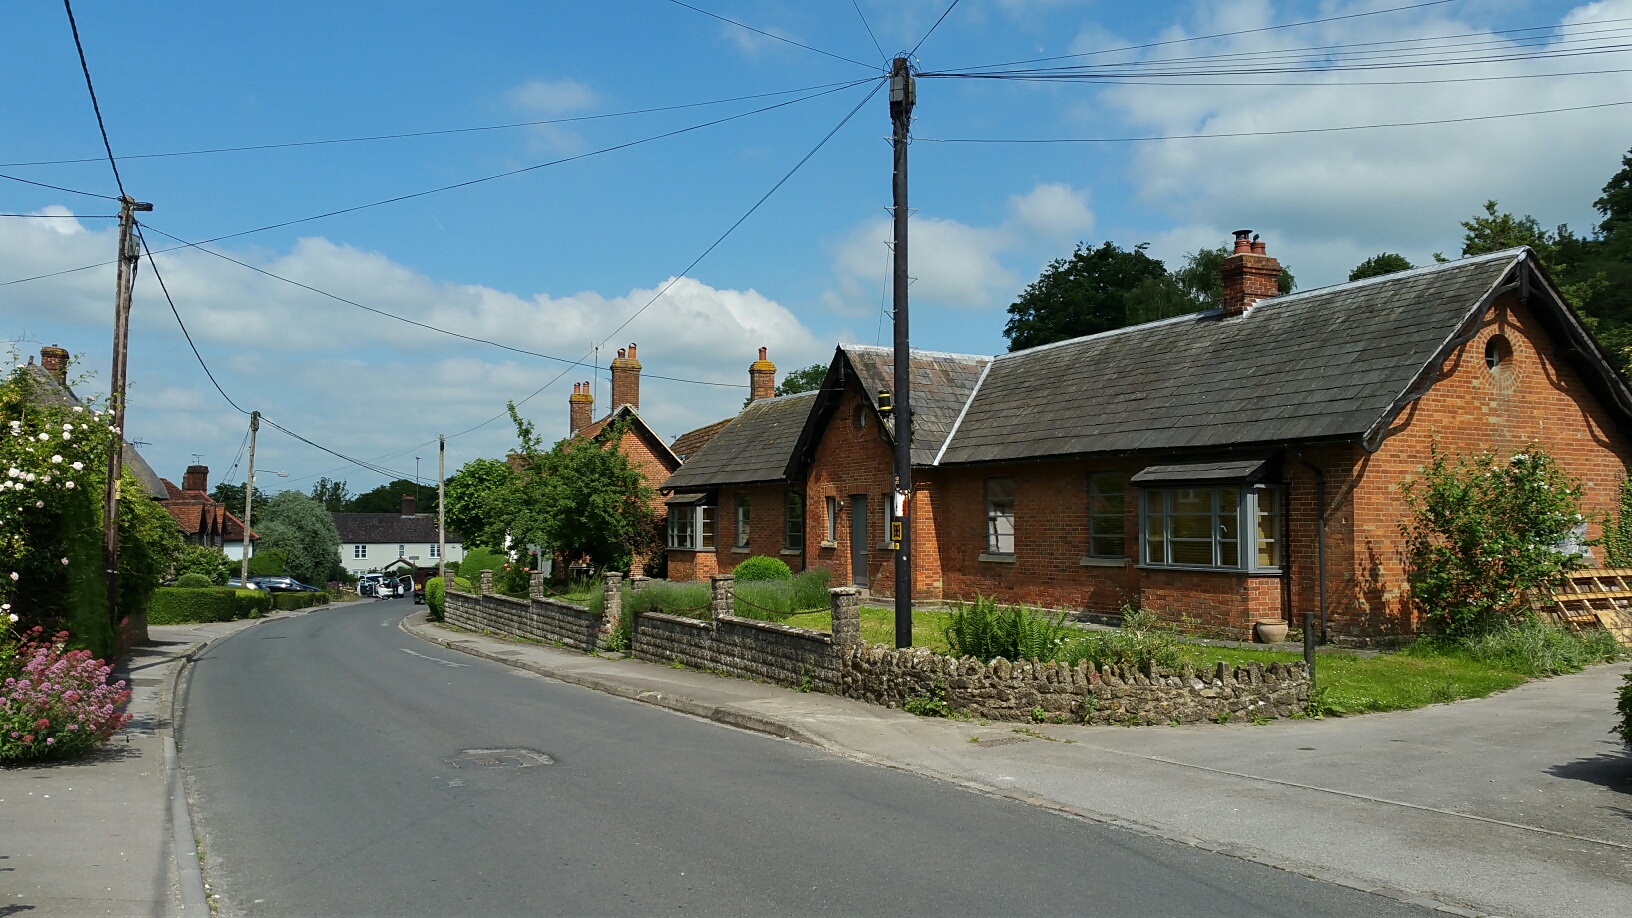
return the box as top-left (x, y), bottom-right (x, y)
top-left (0, 609), bottom-right (325, 917)
top-left (405, 609), bottom-right (1632, 918)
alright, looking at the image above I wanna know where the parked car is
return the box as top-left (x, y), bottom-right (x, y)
top-left (225, 578), bottom-right (263, 591)
top-left (253, 576), bottom-right (321, 593)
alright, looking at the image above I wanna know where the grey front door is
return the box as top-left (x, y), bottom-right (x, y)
top-left (850, 495), bottom-right (868, 588)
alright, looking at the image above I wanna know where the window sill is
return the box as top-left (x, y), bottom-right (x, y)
top-left (779, 548), bottom-right (803, 556)
top-left (731, 547), bottom-right (751, 555)
top-left (818, 540), bottom-right (837, 549)
top-left (1137, 564), bottom-right (1282, 576)
top-left (1079, 556), bottom-right (1129, 568)
top-left (978, 552), bottom-right (1017, 564)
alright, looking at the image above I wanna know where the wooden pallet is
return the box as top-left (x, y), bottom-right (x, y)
top-left (1536, 569), bottom-right (1632, 645)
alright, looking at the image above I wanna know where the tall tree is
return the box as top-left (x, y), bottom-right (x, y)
top-left (309, 477), bottom-right (351, 513)
top-left (1349, 253), bottom-right (1415, 282)
top-left (344, 478), bottom-right (432, 513)
top-left (255, 491), bottom-right (342, 585)
top-left (443, 458), bottom-right (522, 551)
top-left (209, 481), bottom-right (268, 510)
top-left (1004, 242), bottom-right (1170, 350)
top-left (775, 364), bottom-right (826, 396)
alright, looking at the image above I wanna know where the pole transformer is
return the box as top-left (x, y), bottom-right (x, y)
top-left (890, 56), bottom-right (915, 648)
top-left (103, 195), bottom-right (152, 631)
top-left (241, 411), bottom-right (260, 587)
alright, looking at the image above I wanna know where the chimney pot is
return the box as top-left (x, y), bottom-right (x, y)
top-left (1232, 229), bottom-right (1254, 253)
top-left (569, 378), bottom-right (595, 436)
top-left (628, 342), bottom-right (637, 359)
top-left (611, 343), bottom-right (642, 410)
top-left (1219, 232), bottom-right (1281, 318)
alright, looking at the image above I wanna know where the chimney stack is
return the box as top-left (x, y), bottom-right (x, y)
top-left (401, 494), bottom-right (417, 517)
top-left (39, 346), bottom-right (69, 388)
top-left (182, 465), bottom-right (209, 493)
top-left (749, 347), bottom-right (777, 402)
top-left (569, 381), bottom-right (594, 436)
top-left (610, 342), bottom-right (641, 410)
top-left (1220, 230), bottom-right (1281, 318)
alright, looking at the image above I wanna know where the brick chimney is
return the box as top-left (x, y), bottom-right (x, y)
top-left (1220, 230), bottom-right (1282, 317)
top-left (39, 346), bottom-right (69, 388)
top-left (569, 380), bottom-right (594, 436)
top-left (182, 465), bottom-right (209, 493)
top-left (610, 342), bottom-right (641, 410)
top-left (401, 495), bottom-right (416, 517)
top-left (749, 347), bottom-right (777, 402)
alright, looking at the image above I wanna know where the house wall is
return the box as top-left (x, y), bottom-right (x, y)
top-left (716, 483), bottom-right (804, 574)
top-left (802, 384), bottom-right (897, 590)
top-left (338, 541), bottom-right (466, 576)
top-left (1332, 292), bottom-right (1632, 641)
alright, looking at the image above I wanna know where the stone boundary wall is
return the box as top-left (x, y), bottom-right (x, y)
top-left (445, 589), bottom-right (601, 651)
top-left (454, 569), bottom-right (1307, 724)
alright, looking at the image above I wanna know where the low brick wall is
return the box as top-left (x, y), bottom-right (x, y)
top-left (452, 569), bottom-right (1307, 724)
top-left (445, 589), bottom-right (601, 651)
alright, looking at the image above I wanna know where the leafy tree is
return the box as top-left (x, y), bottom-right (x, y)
top-left (443, 457), bottom-right (522, 550)
top-left (172, 543), bottom-right (232, 585)
top-left (509, 405), bottom-right (654, 573)
top-left (209, 481), bottom-right (268, 512)
top-left (1458, 200), bottom-right (1560, 262)
top-left (1005, 242), bottom-right (1170, 350)
top-left (1349, 253), bottom-right (1415, 282)
top-left (309, 477), bottom-right (351, 512)
top-left (254, 491), bottom-right (341, 585)
top-left (776, 364), bottom-right (826, 396)
top-left (343, 478), bottom-right (433, 514)
top-left (246, 547), bottom-right (287, 577)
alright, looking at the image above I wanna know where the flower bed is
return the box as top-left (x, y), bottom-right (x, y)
top-left (1, 625), bottom-right (131, 762)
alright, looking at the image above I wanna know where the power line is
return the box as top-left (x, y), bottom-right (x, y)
top-left (258, 416), bottom-right (412, 480)
top-left (915, 97), bottom-right (1632, 144)
top-left (0, 79), bottom-right (870, 168)
top-left (0, 171), bottom-right (118, 200)
top-left (134, 225), bottom-right (250, 415)
top-left (665, 0), bottom-right (877, 70)
top-left (851, 0), bottom-right (887, 63)
top-left (134, 223), bottom-right (751, 389)
top-left (0, 212), bottom-right (120, 218)
top-left (910, 0), bottom-right (962, 57)
top-left (61, 0), bottom-right (126, 198)
top-left (0, 79), bottom-right (872, 289)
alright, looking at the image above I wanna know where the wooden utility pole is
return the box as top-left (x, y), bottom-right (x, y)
top-left (240, 411), bottom-right (260, 586)
top-left (890, 56), bottom-right (915, 648)
top-left (437, 434), bottom-right (446, 586)
top-left (103, 195), bottom-right (151, 630)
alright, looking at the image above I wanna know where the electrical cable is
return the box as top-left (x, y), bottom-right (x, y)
top-left (910, 0), bottom-right (962, 57)
top-left (0, 78), bottom-right (872, 289)
top-left (61, 0), bottom-right (126, 199)
top-left (0, 171), bottom-right (118, 200)
top-left (664, 0), bottom-right (877, 70)
top-left (913, 97), bottom-right (1632, 145)
top-left (134, 225), bottom-right (250, 415)
top-left (135, 223), bottom-right (750, 389)
top-left (0, 79), bottom-right (872, 168)
top-left (258, 416), bottom-right (412, 480)
top-left (0, 213), bottom-right (119, 218)
top-left (851, 0), bottom-right (887, 63)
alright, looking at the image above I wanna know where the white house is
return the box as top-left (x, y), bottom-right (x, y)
top-left (332, 496), bottom-right (464, 577)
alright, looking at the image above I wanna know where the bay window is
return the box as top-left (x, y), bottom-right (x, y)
top-left (1141, 485), bottom-right (1280, 572)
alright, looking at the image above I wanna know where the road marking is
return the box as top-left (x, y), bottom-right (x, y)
top-left (400, 648), bottom-right (469, 668)
top-left (382, 620), bottom-right (392, 626)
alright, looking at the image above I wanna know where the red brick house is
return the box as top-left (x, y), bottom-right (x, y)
top-left (160, 465), bottom-right (257, 560)
top-left (661, 238), bottom-right (1632, 643)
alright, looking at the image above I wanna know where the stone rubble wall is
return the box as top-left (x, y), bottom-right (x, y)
top-left (445, 589), bottom-right (601, 651)
top-left (630, 611), bottom-right (839, 692)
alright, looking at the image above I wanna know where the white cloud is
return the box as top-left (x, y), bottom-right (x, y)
top-left (502, 78), bottom-right (599, 153)
top-left (1090, 0), bottom-right (1632, 285)
top-left (823, 181), bottom-right (1094, 312)
top-left (0, 213), bottom-right (827, 487)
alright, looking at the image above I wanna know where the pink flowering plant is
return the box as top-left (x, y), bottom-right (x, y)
top-left (1, 623), bottom-right (132, 762)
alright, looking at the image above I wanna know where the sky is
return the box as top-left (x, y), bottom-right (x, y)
top-left (3, 0), bottom-right (1630, 496)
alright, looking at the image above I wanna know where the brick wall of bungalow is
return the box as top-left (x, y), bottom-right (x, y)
top-left (667, 290), bottom-right (1631, 643)
top-left (667, 482), bottom-right (805, 581)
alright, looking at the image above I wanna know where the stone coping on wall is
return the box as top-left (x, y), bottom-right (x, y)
top-left (715, 613), bottom-right (835, 645)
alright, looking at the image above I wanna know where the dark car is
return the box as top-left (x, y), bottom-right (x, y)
top-left (253, 576), bottom-right (321, 593)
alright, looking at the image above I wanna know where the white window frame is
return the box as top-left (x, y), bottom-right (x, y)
top-left (398, 544), bottom-right (405, 558)
top-left (734, 492), bottom-right (750, 549)
top-left (985, 478), bottom-right (1016, 556)
top-left (1140, 484), bottom-right (1281, 573)
top-left (825, 496), bottom-right (837, 542)
top-left (666, 504), bottom-right (715, 551)
top-left (429, 543), bottom-right (440, 558)
top-left (354, 544), bottom-right (367, 559)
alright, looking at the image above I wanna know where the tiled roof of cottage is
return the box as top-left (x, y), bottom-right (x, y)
top-left (669, 417), bottom-right (732, 462)
top-left (937, 248), bottom-right (1632, 464)
top-left (332, 513), bottom-right (462, 544)
top-left (661, 392), bottom-right (819, 491)
top-left (158, 478), bottom-right (257, 541)
top-left (18, 363), bottom-right (168, 500)
top-left (839, 346), bottom-right (992, 465)
top-left (574, 405), bottom-right (681, 467)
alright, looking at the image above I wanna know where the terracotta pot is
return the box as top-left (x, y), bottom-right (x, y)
top-left (1253, 620), bottom-right (1290, 644)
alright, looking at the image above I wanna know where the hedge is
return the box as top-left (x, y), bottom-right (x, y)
top-left (273, 592), bottom-right (331, 611)
top-left (148, 588), bottom-right (274, 624)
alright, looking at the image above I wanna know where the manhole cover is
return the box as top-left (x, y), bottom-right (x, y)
top-left (974, 736), bottom-right (1031, 747)
top-left (450, 748), bottom-right (554, 769)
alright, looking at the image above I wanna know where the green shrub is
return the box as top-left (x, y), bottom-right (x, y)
top-left (1401, 444), bottom-right (1588, 637)
top-left (943, 596), bottom-right (1073, 663)
top-left (1615, 670), bottom-right (1632, 750)
top-left (458, 547), bottom-right (508, 583)
top-left (733, 555), bottom-right (792, 582)
top-left (173, 572), bottom-right (214, 589)
top-left (272, 592), bottom-right (330, 611)
top-left (1603, 477), bottom-right (1632, 567)
top-left (1410, 618), bottom-right (1621, 677)
top-left (626, 580), bottom-right (712, 619)
top-left (733, 570), bottom-right (833, 620)
top-left (453, 576), bottom-right (473, 593)
top-left (425, 576), bottom-right (445, 621)
top-left (1060, 607), bottom-right (1184, 672)
top-left (147, 587), bottom-right (273, 624)
top-left (173, 544), bottom-right (232, 585)
top-left (246, 548), bottom-right (287, 577)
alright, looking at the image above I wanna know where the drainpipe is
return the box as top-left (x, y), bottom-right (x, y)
top-left (1294, 451), bottom-right (1328, 670)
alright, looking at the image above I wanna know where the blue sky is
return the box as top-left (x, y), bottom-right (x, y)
top-left (4, 0), bottom-right (1630, 495)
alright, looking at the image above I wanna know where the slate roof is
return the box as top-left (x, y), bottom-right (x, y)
top-left (936, 249), bottom-right (1612, 464)
top-left (670, 417), bottom-right (733, 462)
top-left (661, 392), bottom-right (819, 491)
top-left (332, 513), bottom-right (462, 544)
top-left (18, 363), bottom-right (168, 500)
top-left (840, 346), bottom-right (992, 465)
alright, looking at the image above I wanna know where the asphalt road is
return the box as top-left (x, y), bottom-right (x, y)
top-left (179, 599), bottom-right (1424, 917)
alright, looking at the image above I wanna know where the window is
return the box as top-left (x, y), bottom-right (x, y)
top-left (1141, 485), bottom-right (1280, 572)
top-left (430, 543), bottom-right (439, 558)
top-left (785, 491), bottom-right (804, 551)
top-left (699, 505), bottom-right (715, 550)
top-left (667, 508), bottom-right (695, 550)
top-left (353, 544), bottom-right (367, 559)
top-left (1088, 473), bottom-right (1126, 558)
top-left (852, 405), bottom-right (867, 428)
top-left (398, 544), bottom-right (405, 558)
top-left (735, 492), bottom-right (750, 549)
top-left (1485, 334), bottom-right (1512, 371)
top-left (825, 496), bottom-right (837, 542)
top-left (985, 478), bottom-right (1015, 555)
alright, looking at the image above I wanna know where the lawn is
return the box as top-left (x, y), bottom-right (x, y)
top-left (777, 606), bottom-right (1550, 716)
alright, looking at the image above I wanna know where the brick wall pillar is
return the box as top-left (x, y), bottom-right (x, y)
top-left (529, 571), bottom-right (544, 600)
top-left (710, 574), bottom-right (735, 621)
top-left (829, 586), bottom-right (861, 646)
top-left (479, 569), bottom-right (494, 596)
top-left (602, 571), bottom-right (624, 634)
